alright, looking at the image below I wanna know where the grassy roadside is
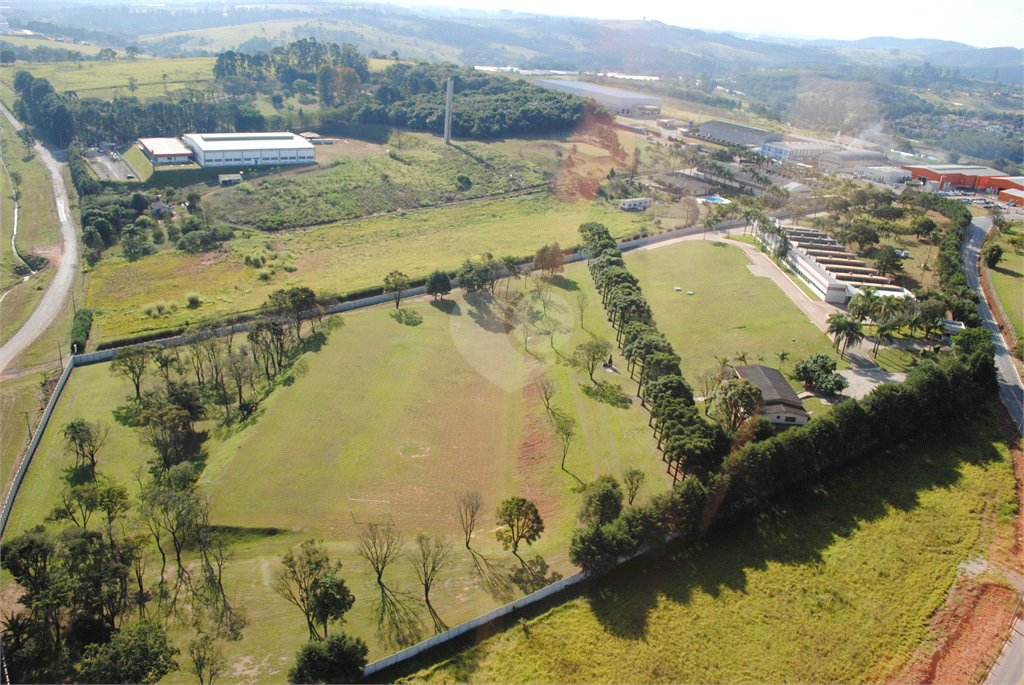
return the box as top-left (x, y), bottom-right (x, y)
top-left (406, 408), bottom-right (1017, 684)
top-left (986, 233), bottom-right (1022, 341)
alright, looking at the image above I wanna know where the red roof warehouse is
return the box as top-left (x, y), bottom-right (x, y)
top-left (900, 164), bottom-right (1007, 190)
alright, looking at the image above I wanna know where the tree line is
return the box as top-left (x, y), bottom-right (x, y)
top-left (565, 219), bottom-right (999, 576)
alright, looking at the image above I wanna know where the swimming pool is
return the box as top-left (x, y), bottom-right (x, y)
top-left (698, 196), bottom-right (731, 204)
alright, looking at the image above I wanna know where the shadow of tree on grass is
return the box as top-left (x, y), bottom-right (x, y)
top-left (580, 381), bottom-right (632, 409)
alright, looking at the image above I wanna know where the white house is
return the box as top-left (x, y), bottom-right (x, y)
top-left (619, 197), bottom-right (653, 211)
top-left (783, 181), bottom-right (812, 197)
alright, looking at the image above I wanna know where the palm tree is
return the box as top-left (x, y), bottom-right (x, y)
top-left (775, 349), bottom-right (790, 368)
top-left (906, 311), bottom-right (923, 339)
top-left (827, 313), bottom-right (864, 359)
top-left (851, 287), bottom-right (880, 323)
top-left (734, 351), bottom-right (749, 365)
top-left (872, 319), bottom-right (898, 357)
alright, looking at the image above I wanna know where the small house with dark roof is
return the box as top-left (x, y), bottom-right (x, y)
top-left (734, 364), bottom-right (809, 427)
top-left (149, 201), bottom-right (174, 218)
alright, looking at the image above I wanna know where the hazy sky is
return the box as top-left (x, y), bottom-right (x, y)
top-left (396, 0), bottom-right (1024, 49)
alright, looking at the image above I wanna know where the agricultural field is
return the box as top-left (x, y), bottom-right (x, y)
top-left (85, 193), bottom-right (651, 340)
top-left (204, 134), bottom-right (549, 230)
top-left (5, 262), bottom-right (672, 678)
top-left (625, 239), bottom-right (845, 383)
top-left (407, 408), bottom-right (1017, 684)
top-left (0, 57), bottom-right (217, 101)
top-left (0, 34), bottom-right (114, 57)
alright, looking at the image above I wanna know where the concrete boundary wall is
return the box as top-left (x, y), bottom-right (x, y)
top-left (0, 357), bottom-right (75, 536)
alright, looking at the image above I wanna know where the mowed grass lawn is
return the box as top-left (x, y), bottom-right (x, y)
top-left (409, 410), bottom-right (1017, 684)
top-left (625, 239), bottom-right (846, 384)
top-left (85, 194), bottom-right (650, 340)
top-left (6, 263), bottom-right (672, 678)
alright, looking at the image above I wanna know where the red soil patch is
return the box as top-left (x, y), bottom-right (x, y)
top-left (892, 582), bottom-right (1018, 685)
top-left (517, 382), bottom-right (557, 520)
top-left (890, 401), bottom-right (1023, 685)
top-left (29, 242), bottom-right (61, 269)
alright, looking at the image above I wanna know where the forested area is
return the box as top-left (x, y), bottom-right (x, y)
top-left (566, 220), bottom-right (999, 575)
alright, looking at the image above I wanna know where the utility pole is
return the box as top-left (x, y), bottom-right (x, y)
top-left (23, 411), bottom-right (32, 438)
top-left (56, 340), bottom-right (63, 371)
top-left (443, 77), bottom-right (454, 145)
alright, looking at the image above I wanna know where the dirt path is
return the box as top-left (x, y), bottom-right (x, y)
top-left (0, 103), bottom-right (78, 374)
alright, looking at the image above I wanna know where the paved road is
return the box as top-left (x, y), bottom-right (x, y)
top-left (962, 216), bottom-right (1024, 430)
top-left (0, 103), bottom-right (78, 374)
top-left (968, 216), bottom-right (1024, 685)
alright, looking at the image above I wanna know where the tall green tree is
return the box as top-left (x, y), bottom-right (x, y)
top-left (570, 338), bottom-right (612, 383)
top-left (78, 621), bottom-right (179, 685)
top-left (495, 497), bottom-right (544, 559)
top-left (709, 378), bottom-right (763, 432)
top-left (384, 270), bottom-right (409, 309)
top-left (273, 540), bottom-right (351, 641)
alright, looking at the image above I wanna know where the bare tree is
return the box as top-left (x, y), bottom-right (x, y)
top-left (408, 534), bottom-right (452, 634)
top-left (695, 366), bottom-right (724, 416)
top-left (110, 346), bottom-right (158, 400)
top-left (357, 524), bottom-right (405, 587)
top-left (455, 491), bottom-right (483, 550)
top-left (575, 290), bottom-right (590, 330)
top-left (535, 379), bottom-right (558, 414)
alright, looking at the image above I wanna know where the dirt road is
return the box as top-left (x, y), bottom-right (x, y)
top-left (0, 103), bottom-right (78, 373)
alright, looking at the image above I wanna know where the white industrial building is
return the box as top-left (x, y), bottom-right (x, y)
top-left (534, 80), bottom-right (661, 117)
top-left (181, 132), bottom-right (315, 168)
top-left (138, 137), bottom-right (193, 164)
top-left (699, 120), bottom-right (782, 147)
top-left (619, 197), bottom-right (653, 211)
top-left (818, 149), bottom-right (890, 172)
top-left (857, 166), bottom-right (912, 184)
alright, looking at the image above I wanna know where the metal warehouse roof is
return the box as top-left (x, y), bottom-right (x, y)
top-left (183, 132), bottom-right (315, 152)
top-left (534, 79), bottom-right (662, 103)
top-left (139, 137), bottom-right (192, 156)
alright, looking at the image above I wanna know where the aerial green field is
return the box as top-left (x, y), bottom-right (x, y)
top-left (84, 193), bottom-right (651, 340)
top-left (204, 134), bottom-right (549, 230)
top-left (625, 239), bottom-right (846, 383)
top-left (0, 35), bottom-right (113, 56)
top-left (1, 57), bottom-right (217, 101)
top-left (140, 19), bottom-right (462, 64)
top-left (0, 373), bottom-right (39, 493)
top-left (6, 263), bottom-right (671, 677)
top-left (408, 408), bottom-right (1016, 684)
top-left (987, 232), bottom-right (1023, 340)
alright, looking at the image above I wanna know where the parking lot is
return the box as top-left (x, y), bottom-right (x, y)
top-left (84, 147), bottom-right (138, 181)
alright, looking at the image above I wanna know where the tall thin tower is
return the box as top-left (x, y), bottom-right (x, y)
top-left (443, 78), bottom-right (454, 145)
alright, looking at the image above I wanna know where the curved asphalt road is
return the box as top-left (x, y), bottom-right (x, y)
top-left (961, 216), bottom-right (1024, 428)
top-left (965, 216), bottom-right (1024, 685)
top-left (0, 103), bottom-right (78, 374)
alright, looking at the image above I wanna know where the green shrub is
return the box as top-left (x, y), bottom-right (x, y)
top-left (257, 269), bottom-right (273, 281)
top-left (70, 309), bottom-right (93, 353)
top-left (185, 292), bottom-right (203, 308)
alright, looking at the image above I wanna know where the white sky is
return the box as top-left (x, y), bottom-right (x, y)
top-left (394, 0), bottom-right (1024, 49)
